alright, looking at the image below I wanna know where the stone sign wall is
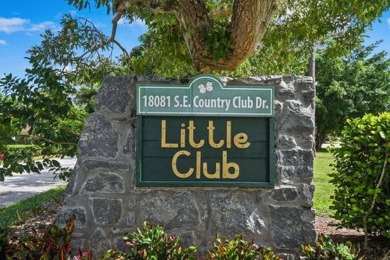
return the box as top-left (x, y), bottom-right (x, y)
top-left (58, 75), bottom-right (317, 257)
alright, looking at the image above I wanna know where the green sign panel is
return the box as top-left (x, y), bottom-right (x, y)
top-left (136, 75), bottom-right (275, 187)
top-left (137, 75), bottom-right (274, 117)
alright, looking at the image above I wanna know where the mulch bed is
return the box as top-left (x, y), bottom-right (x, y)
top-left (316, 216), bottom-right (390, 259)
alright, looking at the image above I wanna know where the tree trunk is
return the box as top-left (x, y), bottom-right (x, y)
top-left (116, 0), bottom-right (278, 72)
top-left (174, 0), bottom-right (278, 72)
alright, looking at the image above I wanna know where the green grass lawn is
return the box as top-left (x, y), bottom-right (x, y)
top-left (0, 185), bottom-right (66, 227)
top-left (313, 149), bottom-right (335, 217)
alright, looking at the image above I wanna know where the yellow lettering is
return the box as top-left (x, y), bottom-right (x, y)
top-left (196, 151), bottom-right (201, 179)
top-left (188, 120), bottom-right (204, 148)
top-left (207, 121), bottom-right (224, 148)
top-left (233, 133), bottom-right (250, 148)
top-left (180, 123), bottom-right (186, 148)
top-left (171, 150), bottom-right (193, 178)
top-left (161, 120), bottom-right (179, 148)
top-left (203, 161), bottom-right (221, 179)
top-left (222, 151), bottom-right (239, 179)
top-left (226, 121), bottom-right (231, 148)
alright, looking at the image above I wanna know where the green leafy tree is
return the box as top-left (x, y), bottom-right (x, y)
top-left (73, 84), bottom-right (100, 114)
top-left (0, 14), bottom-right (123, 180)
top-left (0, 58), bottom-right (88, 181)
top-left (315, 42), bottom-right (390, 149)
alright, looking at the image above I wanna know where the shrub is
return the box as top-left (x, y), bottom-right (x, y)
top-left (0, 224), bottom-right (14, 259)
top-left (329, 112), bottom-right (390, 244)
top-left (207, 234), bottom-right (280, 260)
top-left (300, 234), bottom-right (359, 259)
top-left (103, 221), bottom-right (197, 259)
top-left (2, 217), bottom-right (76, 259)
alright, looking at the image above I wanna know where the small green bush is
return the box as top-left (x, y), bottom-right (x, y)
top-left (329, 112), bottom-right (390, 240)
top-left (207, 234), bottom-right (280, 260)
top-left (103, 222), bottom-right (197, 259)
top-left (300, 234), bottom-right (359, 259)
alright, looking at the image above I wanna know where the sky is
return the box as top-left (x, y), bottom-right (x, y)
top-left (0, 0), bottom-right (147, 78)
top-left (0, 1), bottom-right (389, 78)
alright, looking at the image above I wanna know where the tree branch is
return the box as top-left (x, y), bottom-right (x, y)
top-left (173, 0), bottom-right (213, 70)
top-left (28, 135), bottom-right (78, 146)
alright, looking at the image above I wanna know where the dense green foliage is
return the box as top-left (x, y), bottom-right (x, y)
top-left (330, 112), bottom-right (390, 240)
top-left (103, 222), bottom-right (197, 259)
top-left (315, 42), bottom-right (390, 148)
top-left (0, 12), bottom-right (130, 181)
top-left (300, 234), bottom-right (360, 260)
top-left (1, 216), bottom-right (76, 259)
top-left (0, 55), bottom-right (87, 181)
top-left (208, 234), bottom-right (280, 260)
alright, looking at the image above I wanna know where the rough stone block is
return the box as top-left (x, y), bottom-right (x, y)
top-left (278, 135), bottom-right (297, 149)
top-left (299, 183), bottom-right (315, 208)
top-left (95, 76), bottom-right (135, 114)
top-left (301, 88), bottom-right (315, 102)
top-left (269, 205), bottom-right (316, 248)
top-left (271, 186), bottom-right (298, 202)
top-left (279, 100), bottom-right (314, 134)
top-left (89, 228), bottom-right (111, 257)
top-left (63, 164), bottom-right (79, 196)
top-left (123, 129), bottom-right (135, 155)
top-left (277, 81), bottom-right (295, 98)
top-left (166, 208), bottom-right (201, 229)
top-left (295, 77), bottom-right (314, 84)
top-left (92, 198), bottom-right (122, 224)
top-left (277, 149), bottom-right (314, 167)
top-left (78, 113), bottom-right (118, 158)
top-left (57, 207), bottom-right (87, 228)
top-left (82, 173), bottom-right (124, 193)
top-left (295, 134), bottom-right (314, 150)
top-left (274, 101), bottom-right (283, 126)
top-left (278, 165), bottom-right (313, 183)
top-left (140, 191), bottom-right (200, 228)
top-left (210, 193), bottom-right (265, 237)
top-left (127, 211), bottom-right (135, 227)
top-left (83, 160), bottom-right (129, 171)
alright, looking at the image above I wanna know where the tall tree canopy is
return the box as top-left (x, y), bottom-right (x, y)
top-left (315, 42), bottom-right (390, 149)
top-left (63, 0), bottom-right (390, 76)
